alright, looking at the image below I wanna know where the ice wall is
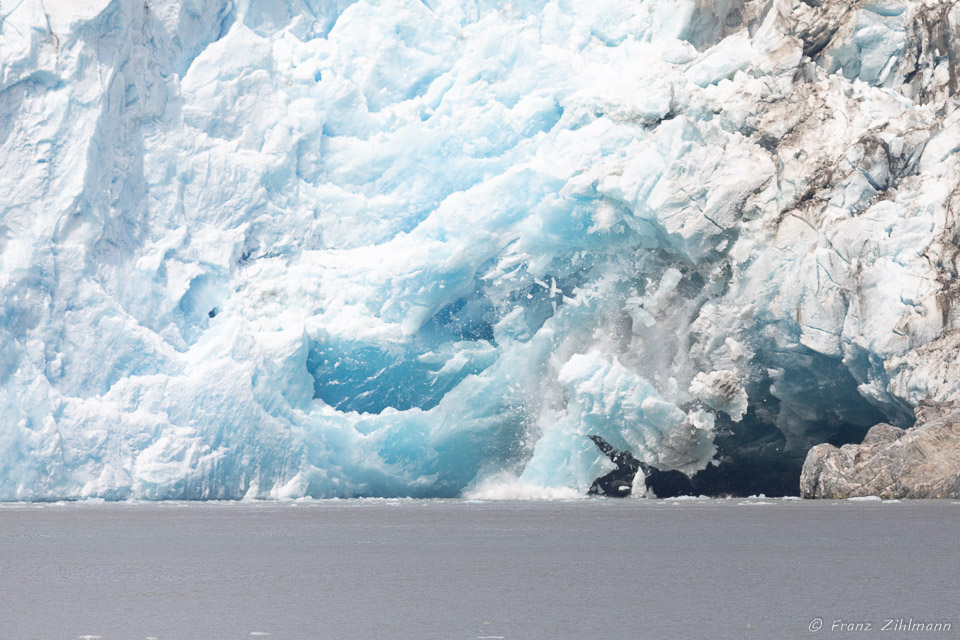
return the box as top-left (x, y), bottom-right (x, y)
top-left (0, 0), bottom-right (958, 499)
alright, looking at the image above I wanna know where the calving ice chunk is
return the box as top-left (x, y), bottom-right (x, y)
top-left (689, 370), bottom-right (748, 422)
top-left (0, 0), bottom-right (958, 500)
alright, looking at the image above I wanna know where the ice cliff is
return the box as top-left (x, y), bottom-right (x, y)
top-left (1, 0), bottom-right (958, 500)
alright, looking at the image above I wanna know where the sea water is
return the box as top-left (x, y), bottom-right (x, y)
top-left (0, 499), bottom-right (956, 640)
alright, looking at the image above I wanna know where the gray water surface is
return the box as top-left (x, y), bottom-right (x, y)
top-left (0, 499), bottom-right (957, 640)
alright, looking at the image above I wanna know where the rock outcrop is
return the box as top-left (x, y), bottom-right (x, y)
top-left (800, 408), bottom-right (960, 499)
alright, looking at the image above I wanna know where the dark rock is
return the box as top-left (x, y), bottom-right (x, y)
top-left (587, 435), bottom-right (644, 498)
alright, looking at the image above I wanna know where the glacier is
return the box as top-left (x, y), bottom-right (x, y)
top-left (0, 0), bottom-right (958, 500)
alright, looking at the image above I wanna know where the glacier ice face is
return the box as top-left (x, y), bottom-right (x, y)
top-left (1, 0), bottom-right (958, 499)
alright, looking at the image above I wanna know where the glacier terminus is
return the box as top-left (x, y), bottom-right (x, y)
top-left (1, 0), bottom-right (959, 500)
